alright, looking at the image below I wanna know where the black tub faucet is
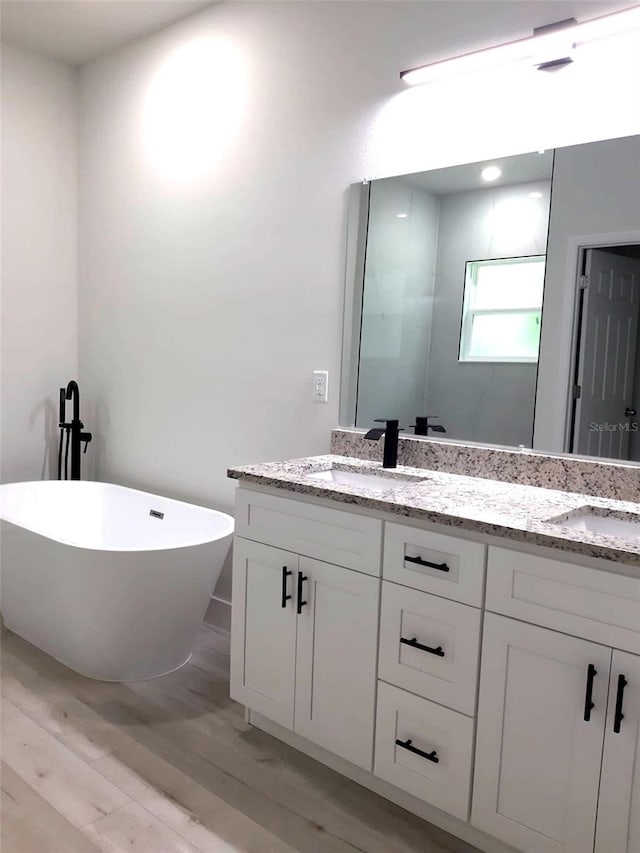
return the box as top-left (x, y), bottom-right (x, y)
top-left (58, 381), bottom-right (92, 480)
top-left (364, 418), bottom-right (402, 468)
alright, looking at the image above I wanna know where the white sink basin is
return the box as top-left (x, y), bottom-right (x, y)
top-left (307, 468), bottom-right (427, 492)
top-left (551, 509), bottom-right (640, 539)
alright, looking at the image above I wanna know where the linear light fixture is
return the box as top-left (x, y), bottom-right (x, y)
top-left (400, 4), bottom-right (640, 85)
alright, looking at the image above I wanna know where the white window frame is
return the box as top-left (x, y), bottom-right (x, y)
top-left (458, 255), bottom-right (545, 364)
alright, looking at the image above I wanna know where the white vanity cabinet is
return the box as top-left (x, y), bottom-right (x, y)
top-left (231, 538), bottom-right (297, 729)
top-left (230, 482), bottom-right (640, 853)
top-left (472, 547), bottom-right (640, 853)
top-left (472, 614), bottom-right (611, 853)
top-left (231, 490), bottom-right (381, 771)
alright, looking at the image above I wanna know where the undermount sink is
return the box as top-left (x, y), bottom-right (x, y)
top-left (548, 507), bottom-right (640, 539)
top-left (306, 467), bottom-right (428, 492)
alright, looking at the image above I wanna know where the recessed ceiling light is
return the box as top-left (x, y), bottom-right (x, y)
top-left (528, 191), bottom-right (543, 199)
top-left (396, 213), bottom-right (408, 219)
top-left (481, 166), bottom-right (502, 182)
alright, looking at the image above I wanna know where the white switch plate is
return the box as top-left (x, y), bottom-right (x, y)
top-left (313, 370), bottom-right (329, 403)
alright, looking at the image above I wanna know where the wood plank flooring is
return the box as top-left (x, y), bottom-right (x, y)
top-left (1, 623), bottom-right (482, 853)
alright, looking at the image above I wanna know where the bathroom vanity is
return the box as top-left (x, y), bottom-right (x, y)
top-left (227, 455), bottom-right (640, 853)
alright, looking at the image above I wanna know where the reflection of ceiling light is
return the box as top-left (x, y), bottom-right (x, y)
top-left (400, 5), bottom-right (640, 85)
top-left (481, 166), bottom-right (502, 182)
top-left (528, 191), bottom-right (543, 199)
top-left (396, 213), bottom-right (408, 218)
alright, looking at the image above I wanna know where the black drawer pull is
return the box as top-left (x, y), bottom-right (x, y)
top-left (613, 674), bottom-right (628, 733)
top-left (297, 573), bottom-right (308, 614)
top-left (584, 664), bottom-right (597, 721)
top-left (400, 637), bottom-right (445, 657)
top-left (281, 566), bottom-right (292, 608)
top-left (404, 554), bottom-right (450, 573)
top-left (395, 738), bottom-right (439, 763)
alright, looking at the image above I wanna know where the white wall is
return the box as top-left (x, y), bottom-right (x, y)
top-left (1, 44), bottom-right (78, 483)
top-left (357, 179), bottom-right (439, 429)
top-left (77, 0), bottom-right (640, 620)
top-left (426, 180), bottom-right (551, 447)
top-left (535, 135), bottom-right (640, 451)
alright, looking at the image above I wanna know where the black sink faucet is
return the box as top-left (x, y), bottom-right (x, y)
top-left (413, 416), bottom-right (446, 436)
top-left (59, 381), bottom-right (92, 480)
top-left (364, 419), bottom-right (402, 468)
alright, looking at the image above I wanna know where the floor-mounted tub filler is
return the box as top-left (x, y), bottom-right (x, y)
top-left (0, 481), bottom-right (234, 681)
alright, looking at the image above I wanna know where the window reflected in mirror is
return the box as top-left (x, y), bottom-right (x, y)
top-left (459, 256), bottom-right (545, 363)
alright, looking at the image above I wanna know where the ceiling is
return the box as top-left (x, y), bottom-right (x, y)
top-left (0, 0), bottom-right (218, 66)
top-left (398, 150), bottom-right (554, 195)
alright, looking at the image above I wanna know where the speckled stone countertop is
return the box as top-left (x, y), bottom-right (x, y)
top-left (228, 455), bottom-right (640, 567)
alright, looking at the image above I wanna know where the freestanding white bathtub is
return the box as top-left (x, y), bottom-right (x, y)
top-left (0, 480), bottom-right (234, 681)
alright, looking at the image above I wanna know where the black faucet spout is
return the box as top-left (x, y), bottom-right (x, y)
top-left (65, 380), bottom-right (80, 422)
top-left (364, 427), bottom-right (385, 441)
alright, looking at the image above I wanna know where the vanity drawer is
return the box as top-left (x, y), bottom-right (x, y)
top-left (235, 488), bottom-right (382, 575)
top-left (374, 681), bottom-right (474, 821)
top-left (486, 546), bottom-right (640, 654)
top-left (383, 523), bottom-right (486, 606)
top-left (378, 582), bottom-right (481, 715)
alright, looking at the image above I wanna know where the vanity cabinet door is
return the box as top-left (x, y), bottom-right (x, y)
top-left (294, 557), bottom-right (379, 771)
top-left (596, 650), bottom-right (640, 853)
top-left (230, 538), bottom-right (298, 729)
top-left (472, 613), bottom-right (611, 853)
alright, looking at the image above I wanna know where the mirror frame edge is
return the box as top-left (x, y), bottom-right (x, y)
top-left (339, 181), bottom-right (370, 428)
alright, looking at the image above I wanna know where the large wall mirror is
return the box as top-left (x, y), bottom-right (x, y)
top-left (341, 134), bottom-right (640, 463)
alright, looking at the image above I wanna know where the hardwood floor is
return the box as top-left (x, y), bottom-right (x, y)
top-left (0, 623), bottom-right (482, 853)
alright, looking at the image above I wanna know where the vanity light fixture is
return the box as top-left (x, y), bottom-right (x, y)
top-left (400, 4), bottom-right (640, 85)
top-left (481, 166), bottom-right (502, 182)
top-left (530, 20), bottom-right (576, 71)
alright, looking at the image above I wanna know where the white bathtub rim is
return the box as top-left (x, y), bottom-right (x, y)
top-left (0, 519), bottom-right (233, 554)
top-left (0, 480), bottom-right (234, 552)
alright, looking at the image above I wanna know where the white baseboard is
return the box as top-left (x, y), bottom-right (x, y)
top-left (204, 596), bottom-right (231, 633)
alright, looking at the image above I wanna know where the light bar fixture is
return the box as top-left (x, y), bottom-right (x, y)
top-left (400, 4), bottom-right (640, 85)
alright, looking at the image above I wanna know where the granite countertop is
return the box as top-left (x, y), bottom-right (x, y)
top-left (227, 455), bottom-right (640, 567)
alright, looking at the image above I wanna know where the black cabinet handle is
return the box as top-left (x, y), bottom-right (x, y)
top-left (281, 566), bottom-right (292, 608)
top-left (613, 674), bottom-right (628, 733)
top-left (404, 554), bottom-right (450, 573)
top-left (395, 738), bottom-right (439, 764)
top-left (584, 664), bottom-right (597, 721)
top-left (400, 637), bottom-right (445, 657)
top-left (297, 573), bottom-right (308, 614)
